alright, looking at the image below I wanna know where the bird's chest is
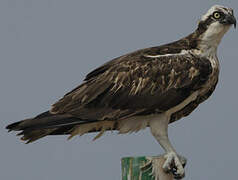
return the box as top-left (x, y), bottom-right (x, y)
top-left (169, 54), bottom-right (219, 123)
top-left (198, 55), bottom-right (219, 96)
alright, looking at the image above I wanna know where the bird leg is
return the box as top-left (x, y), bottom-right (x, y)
top-left (149, 113), bottom-right (186, 179)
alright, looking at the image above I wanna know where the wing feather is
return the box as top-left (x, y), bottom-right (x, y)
top-left (51, 51), bottom-right (212, 121)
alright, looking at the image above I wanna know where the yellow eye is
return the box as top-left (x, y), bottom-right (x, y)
top-left (213, 12), bottom-right (221, 19)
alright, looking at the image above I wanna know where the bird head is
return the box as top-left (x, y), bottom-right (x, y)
top-left (196, 5), bottom-right (236, 51)
top-left (200, 5), bottom-right (236, 28)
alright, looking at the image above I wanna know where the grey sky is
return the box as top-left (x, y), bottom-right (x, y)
top-left (1, 0), bottom-right (237, 179)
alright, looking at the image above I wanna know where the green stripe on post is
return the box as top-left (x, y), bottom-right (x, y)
top-left (121, 156), bottom-right (174, 180)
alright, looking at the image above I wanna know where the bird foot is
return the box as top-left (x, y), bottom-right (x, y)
top-left (163, 152), bottom-right (186, 179)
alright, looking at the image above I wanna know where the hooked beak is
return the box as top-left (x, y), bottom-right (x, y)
top-left (221, 14), bottom-right (237, 28)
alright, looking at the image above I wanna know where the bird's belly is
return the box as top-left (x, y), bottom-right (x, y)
top-left (117, 91), bottom-right (199, 134)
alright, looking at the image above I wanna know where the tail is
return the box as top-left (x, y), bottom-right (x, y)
top-left (6, 111), bottom-right (116, 143)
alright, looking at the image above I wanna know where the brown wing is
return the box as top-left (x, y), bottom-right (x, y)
top-left (6, 31), bottom-right (213, 143)
top-left (51, 52), bottom-right (212, 121)
top-left (6, 50), bottom-right (212, 143)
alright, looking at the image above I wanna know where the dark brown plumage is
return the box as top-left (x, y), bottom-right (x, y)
top-left (6, 5), bottom-right (236, 179)
top-left (6, 35), bottom-right (213, 143)
top-left (6, 5), bottom-right (235, 144)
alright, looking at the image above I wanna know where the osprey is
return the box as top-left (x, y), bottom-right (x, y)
top-left (6, 5), bottom-right (236, 178)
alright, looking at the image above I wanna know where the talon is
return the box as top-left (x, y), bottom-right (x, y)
top-left (163, 152), bottom-right (185, 179)
top-left (177, 155), bottom-right (187, 168)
